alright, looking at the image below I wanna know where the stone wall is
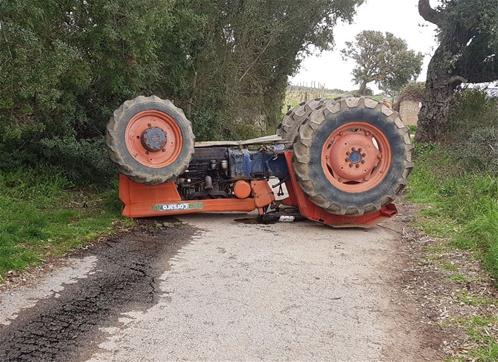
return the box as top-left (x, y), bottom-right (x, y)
top-left (399, 99), bottom-right (421, 126)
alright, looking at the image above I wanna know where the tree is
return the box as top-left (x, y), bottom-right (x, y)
top-left (0, 0), bottom-right (176, 171)
top-left (416, 0), bottom-right (498, 143)
top-left (171, 0), bottom-right (365, 140)
top-left (0, 0), bottom-right (365, 180)
top-left (341, 31), bottom-right (423, 95)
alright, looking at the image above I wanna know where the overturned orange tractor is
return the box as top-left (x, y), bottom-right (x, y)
top-left (107, 96), bottom-right (412, 227)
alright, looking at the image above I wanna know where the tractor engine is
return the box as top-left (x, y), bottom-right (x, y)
top-left (177, 146), bottom-right (288, 200)
top-left (177, 147), bottom-right (230, 200)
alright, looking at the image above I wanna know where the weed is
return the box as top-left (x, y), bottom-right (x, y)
top-left (449, 273), bottom-right (469, 283)
top-left (456, 291), bottom-right (496, 307)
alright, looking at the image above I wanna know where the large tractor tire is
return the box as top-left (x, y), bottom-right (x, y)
top-left (106, 95), bottom-right (194, 184)
top-left (277, 98), bottom-right (325, 142)
top-left (292, 97), bottom-right (413, 216)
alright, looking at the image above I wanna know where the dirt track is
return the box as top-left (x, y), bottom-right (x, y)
top-left (0, 214), bottom-right (439, 361)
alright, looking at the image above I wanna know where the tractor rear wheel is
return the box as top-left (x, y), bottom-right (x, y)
top-left (106, 95), bottom-right (194, 184)
top-left (277, 98), bottom-right (325, 142)
top-left (292, 97), bottom-right (413, 216)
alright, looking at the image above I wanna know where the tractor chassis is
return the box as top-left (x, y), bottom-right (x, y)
top-left (119, 150), bottom-right (397, 228)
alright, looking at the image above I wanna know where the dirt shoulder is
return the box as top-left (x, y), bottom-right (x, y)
top-left (388, 202), bottom-right (498, 361)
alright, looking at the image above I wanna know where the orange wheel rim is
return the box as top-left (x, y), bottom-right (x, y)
top-left (321, 122), bottom-right (391, 193)
top-left (125, 110), bottom-right (183, 168)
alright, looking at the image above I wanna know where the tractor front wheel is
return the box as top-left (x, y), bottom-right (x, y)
top-left (106, 96), bottom-right (194, 184)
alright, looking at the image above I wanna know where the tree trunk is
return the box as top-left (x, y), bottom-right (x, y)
top-left (415, 45), bottom-right (455, 143)
top-left (359, 80), bottom-right (368, 95)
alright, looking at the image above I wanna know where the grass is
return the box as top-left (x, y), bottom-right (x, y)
top-left (455, 291), bottom-right (496, 307)
top-left (407, 144), bottom-right (498, 282)
top-left (0, 167), bottom-right (133, 280)
top-left (408, 144), bottom-right (498, 361)
top-left (449, 316), bottom-right (498, 362)
top-left (448, 273), bottom-right (471, 284)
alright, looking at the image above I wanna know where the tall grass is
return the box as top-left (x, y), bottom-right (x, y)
top-left (407, 144), bottom-right (498, 281)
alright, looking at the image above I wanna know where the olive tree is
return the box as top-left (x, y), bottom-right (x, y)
top-left (416, 0), bottom-right (498, 142)
top-left (341, 31), bottom-right (423, 96)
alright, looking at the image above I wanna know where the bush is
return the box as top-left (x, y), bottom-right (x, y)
top-left (0, 0), bottom-right (175, 183)
top-left (39, 137), bottom-right (116, 185)
top-left (447, 89), bottom-right (498, 174)
top-left (398, 82), bottom-right (425, 101)
top-left (457, 127), bottom-right (498, 174)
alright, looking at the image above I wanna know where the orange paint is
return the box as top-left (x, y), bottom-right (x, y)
top-left (321, 122), bottom-right (391, 193)
top-left (233, 180), bottom-right (251, 199)
top-left (117, 152), bottom-right (396, 227)
top-left (283, 152), bottom-right (396, 228)
top-left (119, 175), bottom-right (274, 218)
top-left (250, 180), bottom-right (275, 214)
top-left (125, 110), bottom-right (183, 168)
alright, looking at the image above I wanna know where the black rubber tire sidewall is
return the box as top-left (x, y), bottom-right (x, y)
top-left (110, 99), bottom-right (194, 183)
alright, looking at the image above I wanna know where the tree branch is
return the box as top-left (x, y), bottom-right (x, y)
top-left (448, 75), bottom-right (466, 86)
top-left (418, 0), bottom-right (444, 27)
top-left (239, 33), bottom-right (275, 83)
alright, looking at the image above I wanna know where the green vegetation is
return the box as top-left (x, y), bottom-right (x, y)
top-left (0, 168), bottom-right (132, 279)
top-left (447, 89), bottom-right (498, 175)
top-left (0, 0), bottom-right (364, 184)
top-left (416, 0), bottom-right (498, 143)
top-left (409, 89), bottom-right (498, 283)
top-left (407, 144), bottom-right (498, 281)
top-left (283, 85), bottom-right (385, 112)
top-left (410, 142), bottom-right (498, 361)
top-left (341, 30), bottom-right (423, 95)
top-left (284, 87), bottom-right (350, 110)
top-left (448, 316), bottom-right (498, 362)
top-left (455, 291), bottom-right (496, 307)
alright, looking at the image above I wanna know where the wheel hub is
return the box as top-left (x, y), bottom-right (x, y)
top-left (348, 149), bottom-right (363, 164)
top-left (321, 122), bottom-right (393, 192)
top-left (327, 132), bottom-right (380, 183)
top-left (141, 127), bottom-right (167, 152)
top-left (125, 110), bottom-right (183, 169)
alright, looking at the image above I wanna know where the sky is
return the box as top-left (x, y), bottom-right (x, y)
top-left (290, 0), bottom-right (439, 91)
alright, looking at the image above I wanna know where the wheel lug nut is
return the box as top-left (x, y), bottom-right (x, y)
top-left (362, 153), bottom-right (366, 157)
top-left (345, 158), bottom-right (349, 162)
top-left (355, 164), bottom-right (360, 168)
top-left (361, 160), bottom-right (365, 164)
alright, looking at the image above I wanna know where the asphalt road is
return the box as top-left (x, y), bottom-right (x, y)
top-left (0, 214), bottom-right (437, 361)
